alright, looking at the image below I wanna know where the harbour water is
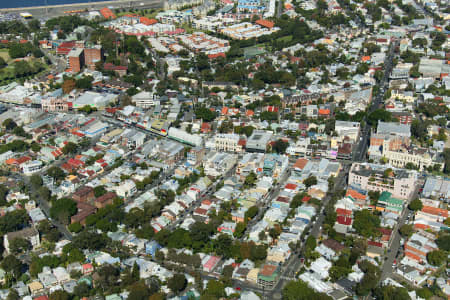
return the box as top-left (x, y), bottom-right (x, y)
top-left (0, 0), bottom-right (113, 9)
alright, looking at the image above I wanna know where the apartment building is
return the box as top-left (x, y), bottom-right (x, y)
top-left (236, 153), bottom-right (265, 178)
top-left (84, 46), bottom-right (103, 69)
top-left (68, 48), bottom-right (84, 73)
top-left (348, 163), bottom-right (417, 199)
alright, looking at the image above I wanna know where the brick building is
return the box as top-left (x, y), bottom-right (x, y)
top-left (68, 48), bottom-right (84, 73)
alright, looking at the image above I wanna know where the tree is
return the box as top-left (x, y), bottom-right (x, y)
top-left (399, 224), bottom-right (414, 237)
top-left (49, 290), bottom-right (70, 300)
top-left (6, 289), bottom-right (19, 300)
top-left (73, 282), bottom-right (90, 298)
top-left (62, 78), bottom-right (76, 94)
top-left (9, 237), bottom-right (31, 255)
top-left (427, 250), bottom-right (446, 266)
top-left (0, 209), bottom-right (30, 235)
top-left (374, 285), bottom-right (411, 300)
top-left (167, 273), bottom-right (187, 294)
top-left (50, 198), bottom-right (77, 225)
top-left (244, 171), bottom-right (257, 188)
top-left (75, 76), bottom-right (93, 90)
top-left (93, 185), bottom-right (107, 197)
top-left (409, 198), bottom-right (423, 211)
top-left (204, 280), bottom-right (225, 298)
top-left (272, 139), bottom-right (289, 154)
top-left (62, 142), bottom-right (78, 155)
top-left (283, 280), bottom-right (332, 300)
top-left (1, 255), bottom-right (23, 280)
top-left (368, 109), bottom-right (392, 126)
top-left (68, 222), bottom-right (83, 233)
top-left (0, 57), bottom-right (6, 69)
top-left (30, 174), bottom-right (43, 188)
top-left (2, 119), bottom-right (17, 131)
top-left (47, 166), bottom-right (66, 181)
top-left (304, 176), bottom-right (317, 188)
top-left (195, 106), bottom-right (216, 122)
top-left (353, 209), bottom-right (381, 238)
top-left (127, 282), bottom-right (153, 300)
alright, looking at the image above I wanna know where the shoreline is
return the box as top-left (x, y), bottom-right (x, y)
top-left (0, 0), bottom-right (163, 18)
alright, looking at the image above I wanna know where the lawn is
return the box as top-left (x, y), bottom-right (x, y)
top-left (0, 50), bottom-right (10, 63)
top-left (276, 35), bottom-right (293, 43)
top-left (116, 8), bottom-right (163, 19)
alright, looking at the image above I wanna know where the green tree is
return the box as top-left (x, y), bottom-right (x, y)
top-left (1, 255), bottom-right (23, 280)
top-left (426, 250), bottom-right (446, 266)
top-left (6, 289), bottom-right (19, 300)
top-left (62, 142), bottom-right (78, 155)
top-left (272, 139), bottom-right (289, 154)
top-left (409, 198), bottom-right (423, 211)
top-left (168, 273), bottom-right (187, 294)
top-left (399, 224), bottom-right (414, 237)
top-left (9, 237), bottom-right (31, 255)
top-left (244, 171), bottom-right (257, 188)
top-left (283, 280), bottom-right (332, 300)
top-left (204, 280), bottom-right (225, 298)
top-left (50, 198), bottom-right (77, 225)
top-left (127, 282), bottom-right (153, 300)
top-left (304, 176), bottom-right (318, 188)
top-left (374, 285), bottom-right (411, 300)
top-left (68, 222), bottom-right (83, 233)
top-left (93, 185), bottom-right (107, 197)
top-left (436, 233), bottom-right (450, 251)
top-left (2, 119), bottom-right (17, 131)
top-left (49, 290), bottom-right (70, 300)
top-left (47, 166), bottom-right (66, 181)
top-left (353, 209), bottom-right (381, 238)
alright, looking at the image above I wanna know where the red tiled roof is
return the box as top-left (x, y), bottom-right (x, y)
top-left (140, 17), bottom-right (157, 25)
top-left (346, 189), bottom-right (366, 200)
top-left (255, 19), bottom-right (274, 28)
top-left (208, 53), bottom-right (226, 59)
top-left (284, 183), bottom-right (297, 190)
top-left (100, 7), bottom-right (116, 19)
top-left (368, 241), bottom-right (383, 248)
top-left (336, 216), bottom-right (352, 225)
top-left (421, 206), bottom-right (448, 218)
top-left (293, 158), bottom-right (308, 170)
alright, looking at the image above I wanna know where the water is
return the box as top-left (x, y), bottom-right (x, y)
top-left (0, 0), bottom-right (113, 9)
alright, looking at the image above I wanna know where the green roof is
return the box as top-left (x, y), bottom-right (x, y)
top-left (378, 191), bottom-right (392, 202)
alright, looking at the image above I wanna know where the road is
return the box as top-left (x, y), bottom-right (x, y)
top-left (0, 0), bottom-right (163, 19)
top-left (353, 40), bottom-right (397, 162)
top-left (380, 185), bottom-right (421, 281)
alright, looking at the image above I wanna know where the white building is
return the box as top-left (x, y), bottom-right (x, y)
top-left (132, 91), bottom-right (156, 109)
top-left (215, 133), bottom-right (243, 153)
top-left (22, 160), bottom-right (43, 175)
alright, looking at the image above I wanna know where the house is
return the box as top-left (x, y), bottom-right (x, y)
top-left (202, 255), bottom-right (221, 272)
top-left (4, 227), bottom-right (40, 254)
top-left (82, 263), bottom-right (94, 275)
top-left (310, 257), bottom-right (332, 279)
top-left (28, 281), bottom-right (44, 295)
